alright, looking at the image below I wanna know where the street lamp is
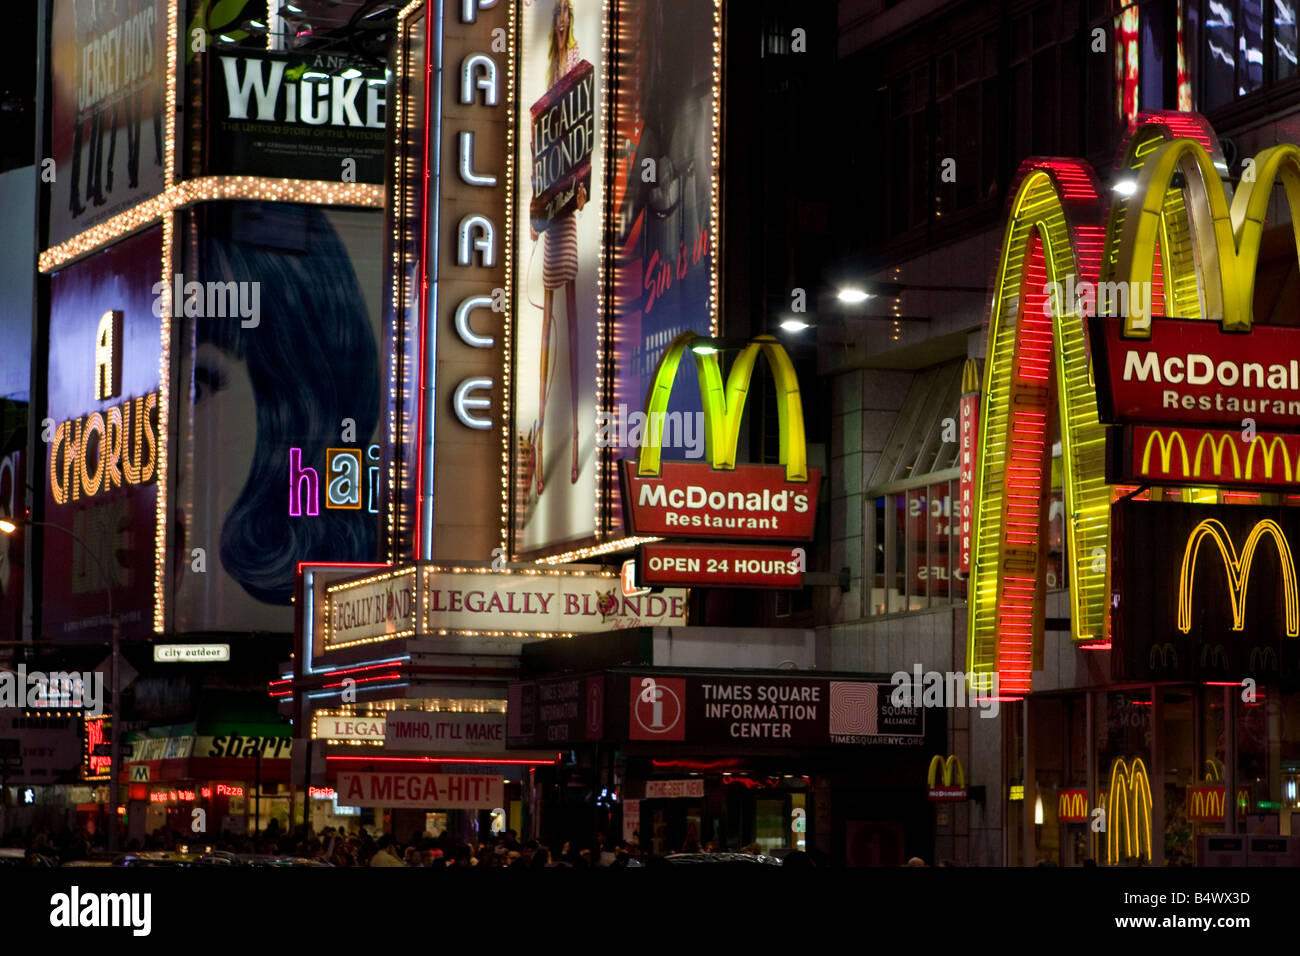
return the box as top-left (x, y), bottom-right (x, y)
top-left (0, 518), bottom-right (124, 851)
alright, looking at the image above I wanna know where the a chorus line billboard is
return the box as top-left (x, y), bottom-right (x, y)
top-left (45, 227), bottom-right (162, 641)
top-left (49, 0), bottom-right (168, 247)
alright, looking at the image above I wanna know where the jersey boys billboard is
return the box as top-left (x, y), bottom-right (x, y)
top-left (49, 0), bottom-right (167, 247)
top-left (45, 228), bottom-right (162, 641)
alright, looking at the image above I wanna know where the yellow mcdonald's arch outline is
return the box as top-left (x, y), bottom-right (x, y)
top-left (1141, 430), bottom-right (1190, 476)
top-left (1177, 518), bottom-right (1300, 637)
top-left (926, 754), bottom-right (964, 789)
top-left (1204, 759), bottom-right (1223, 782)
top-left (1107, 756), bottom-right (1152, 864)
top-left (1148, 642), bottom-right (1177, 668)
top-left (1193, 432), bottom-right (1241, 479)
top-left (636, 332), bottom-right (807, 482)
top-left (1245, 435), bottom-right (1293, 481)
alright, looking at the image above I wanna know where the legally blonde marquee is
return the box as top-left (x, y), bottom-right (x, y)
top-left (970, 110), bottom-right (1300, 697)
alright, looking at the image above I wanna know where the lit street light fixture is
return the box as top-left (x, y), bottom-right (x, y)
top-left (0, 518), bottom-right (124, 852)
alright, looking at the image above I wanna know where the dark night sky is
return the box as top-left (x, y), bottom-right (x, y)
top-left (0, 1), bottom-right (37, 173)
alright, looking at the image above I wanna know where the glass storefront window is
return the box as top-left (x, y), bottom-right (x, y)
top-left (867, 480), bottom-right (965, 615)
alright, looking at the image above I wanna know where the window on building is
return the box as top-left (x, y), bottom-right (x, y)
top-left (1192, 0), bottom-right (1299, 111)
top-left (865, 363), bottom-right (963, 615)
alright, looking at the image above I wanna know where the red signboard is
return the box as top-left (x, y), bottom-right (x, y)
top-left (958, 392), bottom-right (978, 574)
top-left (621, 459), bottom-right (819, 541)
top-left (1112, 425), bottom-right (1300, 489)
top-left (638, 541), bottom-right (803, 589)
top-left (1057, 788), bottom-right (1089, 821)
top-left (1187, 785), bottom-right (1226, 822)
top-left (1090, 315), bottom-right (1300, 429)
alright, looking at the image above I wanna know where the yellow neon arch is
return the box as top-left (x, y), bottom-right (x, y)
top-left (1106, 756), bottom-right (1152, 864)
top-left (1177, 518), bottom-right (1299, 637)
top-left (636, 332), bottom-right (807, 482)
top-left (968, 164), bottom-right (1111, 695)
top-left (1110, 136), bottom-right (1300, 336)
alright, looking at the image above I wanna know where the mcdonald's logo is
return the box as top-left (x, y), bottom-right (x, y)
top-left (1203, 759), bottom-right (1223, 782)
top-left (636, 332), bottom-right (806, 481)
top-left (1148, 643), bottom-right (1178, 669)
top-left (927, 754), bottom-right (967, 801)
top-left (1106, 757), bottom-right (1152, 864)
top-left (1140, 429), bottom-right (1190, 476)
top-left (620, 333), bottom-right (820, 542)
top-left (1177, 519), bottom-right (1300, 638)
top-left (1200, 644), bottom-right (1228, 670)
top-left (1249, 646), bottom-right (1279, 673)
top-left (1057, 789), bottom-right (1088, 822)
top-left (1194, 433), bottom-right (1241, 479)
top-left (1123, 427), bottom-right (1300, 489)
top-left (1187, 785), bottom-right (1226, 822)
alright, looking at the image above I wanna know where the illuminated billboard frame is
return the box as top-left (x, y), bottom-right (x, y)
top-left (968, 111), bottom-right (1279, 698)
top-left (39, 0), bottom-right (385, 635)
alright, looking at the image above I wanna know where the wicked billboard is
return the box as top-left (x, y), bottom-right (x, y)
top-left (198, 50), bottom-right (387, 182)
top-left (1111, 500), bottom-right (1300, 685)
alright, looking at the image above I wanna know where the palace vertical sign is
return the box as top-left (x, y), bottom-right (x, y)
top-left (426, 0), bottom-right (512, 560)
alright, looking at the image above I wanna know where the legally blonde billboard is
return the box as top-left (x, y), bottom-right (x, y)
top-left (512, 0), bottom-right (605, 556)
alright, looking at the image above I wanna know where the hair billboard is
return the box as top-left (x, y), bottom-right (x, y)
top-left (172, 203), bottom-right (384, 632)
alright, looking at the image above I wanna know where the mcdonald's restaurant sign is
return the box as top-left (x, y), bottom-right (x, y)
top-left (1187, 785), bottom-right (1225, 822)
top-left (1111, 426), bottom-right (1300, 490)
top-left (1057, 788), bottom-right (1088, 822)
top-left (1092, 317), bottom-right (1300, 430)
top-left (926, 754), bottom-right (966, 801)
top-left (621, 333), bottom-right (819, 588)
top-left (1111, 500), bottom-right (1299, 684)
top-left (969, 111), bottom-right (1300, 696)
